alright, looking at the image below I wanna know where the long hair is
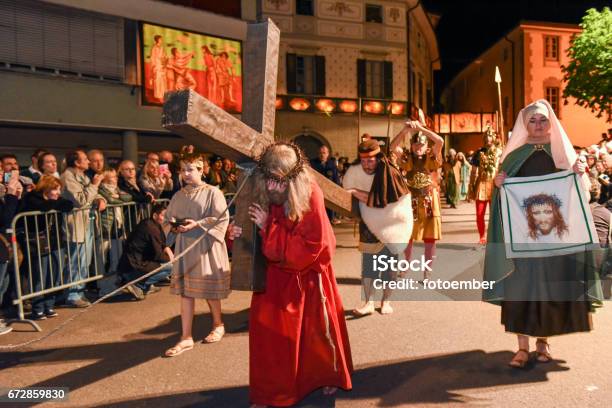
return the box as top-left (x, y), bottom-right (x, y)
top-left (524, 193), bottom-right (568, 239)
top-left (252, 144), bottom-right (312, 222)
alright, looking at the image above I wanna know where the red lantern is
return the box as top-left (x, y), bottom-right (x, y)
top-left (275, 97), bottom-right (284, 110)
top-left (315, 98), bottom-right (336, 113)
top-left (339, 100), bottom-right (358, 113)
top-left (289, 97), bottom-right (311, 111)
top-left (364, 101), bottom-right (384, 114)
top-left (388, 102), bottom-right (405, 115)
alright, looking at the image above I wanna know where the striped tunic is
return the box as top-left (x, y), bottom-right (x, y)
top-left (165, 184), bottom-right (230, 299)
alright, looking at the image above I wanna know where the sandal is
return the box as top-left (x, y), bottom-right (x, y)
top-left (380, 301), bottom-right (394, 315)
top-left (352, 302), bottom-right (375, 317)
top-left (508, 348), bottom-right (530, 368)
top-left (204, 324), bottom-right (225, 343)
top-left (535, 339), bottom-right (552, 363)
top-left (164, 339), bottom-right (194, 357)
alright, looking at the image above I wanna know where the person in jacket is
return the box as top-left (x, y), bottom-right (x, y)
top-left (97, 169), bottom-right (132, 275)
top-left (60, 150), bottom-right (106, 308)
top-left (0, 170), bottom-right (22, 335)
top-left (118, 203), bottom-right (173, 300)
top-left (19, 176), bottom-right (73, 319)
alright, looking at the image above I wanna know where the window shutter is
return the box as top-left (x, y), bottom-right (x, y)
top-left (314, 55), bottom-right (325, 95)
top-left (383, 61), bottom-right (393, 99)
top-left (357, 59), bottom-right (366, 97)
top-left (0, 0), bottom-right (124, 80)
top-left (286, 53), bottom-right (297, 94)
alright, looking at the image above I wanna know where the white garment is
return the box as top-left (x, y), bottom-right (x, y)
top-left (501, 98), bottom-right (590, 195)
top-left (342, 164), bottom-right (413, 255)
top-left (500, 170), bottom-right (598, 258)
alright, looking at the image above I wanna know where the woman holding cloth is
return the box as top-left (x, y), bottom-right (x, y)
top-left (483, 100), bottom-right (602, 368)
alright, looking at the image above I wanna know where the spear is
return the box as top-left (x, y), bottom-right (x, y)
top-left (495, 66), bottom-right (505, 144)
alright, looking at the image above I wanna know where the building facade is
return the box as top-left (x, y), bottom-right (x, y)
top-left (441, 21), bottom-right (609, 153)
top-left (262, 0), bottom-right (440, 159)
top-left (0, 0), bottom-right (439, 164)
top-left (0, 0), bottom-right (253, 164)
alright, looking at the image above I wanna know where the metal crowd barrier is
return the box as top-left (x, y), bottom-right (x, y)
top-left (8, 199), bottom-right (168, 331)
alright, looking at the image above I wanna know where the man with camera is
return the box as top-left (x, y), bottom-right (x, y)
top-left (60, 150), bottom-right (107, 308)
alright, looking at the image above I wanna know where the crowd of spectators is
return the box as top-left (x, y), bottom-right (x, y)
top-left (0, 145), bottom-right (239, 335)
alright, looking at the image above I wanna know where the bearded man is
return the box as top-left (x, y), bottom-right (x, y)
top-left (232, 142), bottom-right (352, 407)
top-left (342, 138), bottom-right (413, 316)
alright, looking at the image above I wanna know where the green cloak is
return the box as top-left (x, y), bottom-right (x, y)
top-left (482, 143), bottom-right (603, 308)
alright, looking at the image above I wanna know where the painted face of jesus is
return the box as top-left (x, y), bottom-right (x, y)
top-left (531, 203), bottom-right (555, 235)
top-left (266, 178), bottom-right (288, 205)
top-left (180, 162), bottom-right (203, 186)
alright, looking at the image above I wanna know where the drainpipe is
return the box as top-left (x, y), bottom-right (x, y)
top-left (504, 35), bottom-right (516, 129)
top-left (406, 0), bottom-right (421, 114)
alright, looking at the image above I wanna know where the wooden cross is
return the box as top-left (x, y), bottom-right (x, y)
top-left (162, 20), bottom-right (353, 291)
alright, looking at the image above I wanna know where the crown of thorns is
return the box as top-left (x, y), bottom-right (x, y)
top-left (256, 142), bottom-right (307, 182)
top-left (522, 193), bottom-right (562, 210)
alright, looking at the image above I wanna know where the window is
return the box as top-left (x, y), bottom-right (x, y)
top-left (365, 4), bottom-right (383, 23)
top-left (286, 54), bottom-right (325, 95)
top-left (296, 0), bottom-right (314, 16)
top-left (544, 36), bottom-right (559, 61)
top-left (546, 87), bottom-right (560, 116)
top-left (417, 31), bottom-right (422, 50)
top-left (0, 0), bottom-right (124, 80)
top-left (357, 59), bottom-right (393, 99)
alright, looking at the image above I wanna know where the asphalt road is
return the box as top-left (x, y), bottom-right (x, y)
top-left (1, 200), bottom-right (610, 407)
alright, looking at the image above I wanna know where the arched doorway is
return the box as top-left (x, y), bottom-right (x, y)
top-left (292, 132), bottom-right (331, 160)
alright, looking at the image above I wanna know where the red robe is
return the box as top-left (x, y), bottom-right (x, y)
top-left (249, 182), bottom-right (353, 406)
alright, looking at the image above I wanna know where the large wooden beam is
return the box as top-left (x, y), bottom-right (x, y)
top-left (163, 89), bottom-right (355, 216)
top-left (163, 90), bottom-right (266, 163)
top-left (241, 20), bottom-right (280, 139)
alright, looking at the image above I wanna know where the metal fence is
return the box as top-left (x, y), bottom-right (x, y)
top-left (9, 200), bottom-right (168, 331)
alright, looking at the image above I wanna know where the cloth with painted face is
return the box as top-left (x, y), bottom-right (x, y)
top-left (483, 99), bottom-right (602, 337)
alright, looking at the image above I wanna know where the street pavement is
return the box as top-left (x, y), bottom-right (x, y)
top-left (1, 200), bottom-right (611, 407)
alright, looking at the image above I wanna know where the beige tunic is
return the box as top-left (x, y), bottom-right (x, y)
top-left (165, 184), bottom-right (230, 299)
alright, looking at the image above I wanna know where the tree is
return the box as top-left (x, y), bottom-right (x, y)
top-left (561, 7), bottom-right (612, 122)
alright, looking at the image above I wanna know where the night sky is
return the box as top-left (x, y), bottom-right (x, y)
top-left (421, 0), bottom-right (611, 105)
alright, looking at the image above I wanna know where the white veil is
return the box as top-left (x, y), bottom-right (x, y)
top-left (501, 99), bottom-right (576, 169)
top-left (501, 99), bottom-right (590, 193)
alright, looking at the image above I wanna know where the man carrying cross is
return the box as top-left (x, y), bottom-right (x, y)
top-left (231, 142), bottom-right (353, 407)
